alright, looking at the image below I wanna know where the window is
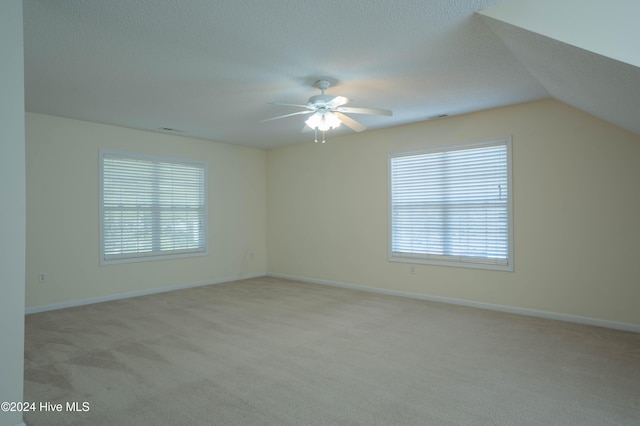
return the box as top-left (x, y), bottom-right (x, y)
top-left (100, 150), bottom-right (207, 264)
top-left (389, 137), bottom-right (513, 271)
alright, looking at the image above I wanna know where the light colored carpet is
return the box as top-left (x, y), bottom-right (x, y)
top-left (24, 276), bottom-right (640, 425)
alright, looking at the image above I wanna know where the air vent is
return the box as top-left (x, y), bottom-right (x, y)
top-left (428, 114), bottom-right (449, 120)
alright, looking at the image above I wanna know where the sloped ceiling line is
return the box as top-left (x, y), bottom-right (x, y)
top-left (479, 0), bottom-right (640, 137)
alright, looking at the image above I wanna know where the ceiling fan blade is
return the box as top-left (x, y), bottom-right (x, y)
top-left (334, 112), bottom-right (367, 132)
top-left (336, 106), bottom-right (392, 116)
top-left (260, 110), bottom-right (313, 123)
top-left (302, 124), bottom-right (313, 133)
top-left (326, 96), bottom-right (349, 108)
top-left (268, 102), bottom-right (314, 109)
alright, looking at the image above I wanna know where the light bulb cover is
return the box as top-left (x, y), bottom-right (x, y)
top-left (305, 111), bottom-right (341, 131)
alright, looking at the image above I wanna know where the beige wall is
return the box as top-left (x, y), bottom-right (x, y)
top-left (26, 113), bottom-right (266, 309)
top-left (267, 99), bottom-right (640, 327)
top-left (1, 1), bottom-right (25, 425)
top-left (25, 99), bottom-right (640, 328)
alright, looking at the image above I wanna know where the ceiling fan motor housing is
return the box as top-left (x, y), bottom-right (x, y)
top-left (307, 94), bottom-right (334, 107)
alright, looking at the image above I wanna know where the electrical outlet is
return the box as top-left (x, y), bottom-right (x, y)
top-left (39, 273), bottom-right (47, 282)
top-left (410, 265), bottom-right (416, 274)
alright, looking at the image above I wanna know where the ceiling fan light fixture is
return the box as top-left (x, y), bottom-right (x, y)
top-left (305, 111), bottom-right (341, 131)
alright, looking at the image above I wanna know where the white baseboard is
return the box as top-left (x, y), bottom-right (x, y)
top-left (268, 272), bottom-right (640, 333)
top-left (25, 273), bottom-right (266, 314)
top-left (26, 271), bottom-right (640, 333)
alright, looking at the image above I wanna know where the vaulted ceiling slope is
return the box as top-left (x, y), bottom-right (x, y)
top-left (22, 0), bottom-right (640, 148)
top-left (480, 0), bottom-right (640, 138)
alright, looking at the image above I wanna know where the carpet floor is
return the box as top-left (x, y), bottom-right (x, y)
top-left (24, 276), bottom-right (640, 425)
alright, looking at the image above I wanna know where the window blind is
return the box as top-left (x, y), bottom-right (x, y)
top-left (100, 150), bottom-right (207, 263)
top-left (389, 139), bottom-right (512, 270)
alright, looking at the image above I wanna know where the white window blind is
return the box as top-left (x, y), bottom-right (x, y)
top-left (100, 150), bottom-right (207, 264)
top-left (389, 138), bottom-right (512, 271)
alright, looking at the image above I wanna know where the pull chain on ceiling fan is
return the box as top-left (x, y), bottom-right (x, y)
top-left (261, 79), bottom-right (392, 143)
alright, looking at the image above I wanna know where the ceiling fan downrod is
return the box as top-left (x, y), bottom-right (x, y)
top-left (315, 79), bottom-right (331, 96)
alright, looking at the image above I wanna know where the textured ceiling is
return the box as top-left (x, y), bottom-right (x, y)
top-left (23, 0), bottom-right (550, 148)
top-left (22, 0), bottom-right (638, 148)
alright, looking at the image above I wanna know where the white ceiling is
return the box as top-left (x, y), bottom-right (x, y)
top-left (22, 0), bottom-right (639, 148)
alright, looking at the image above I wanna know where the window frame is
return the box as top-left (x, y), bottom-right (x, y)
top-left (388, 137), bottom-right (514, 271)
top-left (99, 149), bottom-right (208, 265)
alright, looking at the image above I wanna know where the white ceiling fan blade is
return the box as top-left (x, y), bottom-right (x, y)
top-left (326, 96), bottom-right (349, 108)
top-left (302, 124), bottom-right (313, 133)
top-left (260, 110), bottom-right (313, 123)
top-left (269, 102), bottom-right (315, 109)
top-left (334, 112), bottom-right (367, 132)
top-left (336, 106), bottom-right (392, 116)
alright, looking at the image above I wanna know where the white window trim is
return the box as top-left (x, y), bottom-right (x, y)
top-left (99, 149), bottom-right (209, 265)
top-left (388, 137), bottom-right (514, 272)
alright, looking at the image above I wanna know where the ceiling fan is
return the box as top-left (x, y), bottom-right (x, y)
top-left (261, 80), bottom-right (392, 143)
